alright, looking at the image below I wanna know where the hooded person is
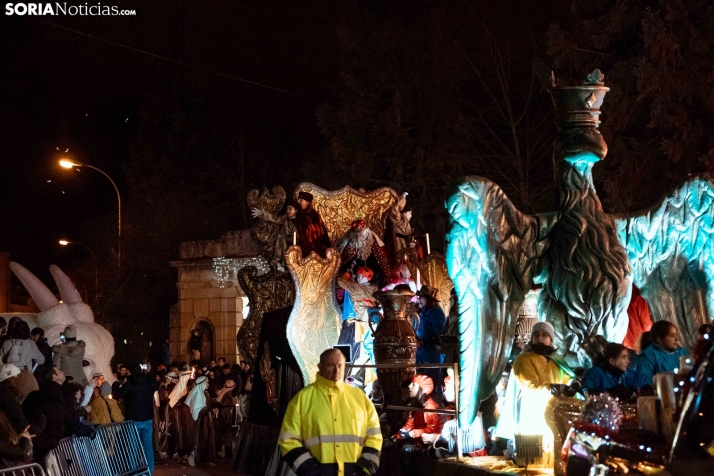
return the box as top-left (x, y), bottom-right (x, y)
top-left (214, 379), bottom-right (237, 458)
top-left (52, 324), bottom-right (88, 386)
top-left (89, 382), bottom-right (124, 425)
top-left (294, 191), bottom-right (332, 259)
top-left (168, 370), bottom-right (192, 408)
top-left (165, 370), bottom-right (195, 463)
top-left (495, 321), bottom-right (574, 467)
top-left (185, 376), bottom-right (216, 467)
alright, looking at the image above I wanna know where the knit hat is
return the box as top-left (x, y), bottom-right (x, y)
top-left (0, 364), bottom-right (20, 383)
top-left (297, 191), bottom-right (313, 203)
top-left (64, 324), bottom-right (76, 339)
top-left (531, 321), bottom-right (555, 342)
top-left (412, 374), bottom-right (434, 395)
top-left (99, 381), bottom-right (112, 397)
top-left (351, 219), bottom-right (366, 229)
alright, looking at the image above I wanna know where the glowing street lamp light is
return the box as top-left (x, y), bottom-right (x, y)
top-left (58, 239), bottom-right (99, 305)
top-left (59, 159), bottom-right (122, 267)
top-left (59, 159), bottom-right (78, 169)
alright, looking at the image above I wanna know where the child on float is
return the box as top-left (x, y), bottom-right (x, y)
top-left (581, 342), bottom-right (651, 400)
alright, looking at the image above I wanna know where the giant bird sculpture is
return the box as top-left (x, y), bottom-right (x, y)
top-left (446, 70), bottom-right (714, 427)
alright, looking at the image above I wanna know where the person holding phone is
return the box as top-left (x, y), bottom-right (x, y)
top-left (51, 325), bottom-right (87, 386)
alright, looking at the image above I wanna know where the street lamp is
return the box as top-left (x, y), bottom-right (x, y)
top-left (59, 240), bottom-right (99, 305)
top-left (59, 159), bottom-right (122, 267)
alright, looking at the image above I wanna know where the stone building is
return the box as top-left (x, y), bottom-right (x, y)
top-left (170, 230), bottom-right (268, 365)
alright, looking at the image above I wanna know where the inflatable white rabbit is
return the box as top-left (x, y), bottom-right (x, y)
top-left (9, 262), bottom-right (116, 384)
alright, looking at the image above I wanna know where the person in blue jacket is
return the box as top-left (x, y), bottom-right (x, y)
top-left (634, 320), bottom-right (689, 386)
top-left (582, 343), bottom-right (649, 398)
top-left (416, 285), bottom-right (446, 365)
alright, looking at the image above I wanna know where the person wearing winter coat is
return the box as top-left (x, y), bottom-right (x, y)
top-left (52, 324), bottom-right (88, 386)
top-left (393, 374), bottom-right (444, 475)
top-left (416, 286), bottom-right (446, 366)
top-left (0, 409), bottom-right (32, 469)
top-left (0, 364), bottom-right (44, 437)
top-left (634, 320), bottom-right (690, 386)
top-left (397, 374), bottom-right (444, 439)
top-left (582, 343), bottom-right (650, 399)
top-left (22, 366), bottom-right (95, 463)
top-left (496, 322), bottom-right (573, 467)
top-left (123, 363), bottom-right (158, 473)
top-left (90, 382), bottom-right (124, 424)
top-left (0, 321), bottom-right (45, 371)
top-left (31, 328), bottom-right (53, 382)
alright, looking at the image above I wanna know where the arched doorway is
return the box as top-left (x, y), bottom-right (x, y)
top-left (190, 320), bottom-right (214, 362)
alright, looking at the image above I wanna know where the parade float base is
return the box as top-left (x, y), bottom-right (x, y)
top-left (434, 456), bottom-right (551, 476)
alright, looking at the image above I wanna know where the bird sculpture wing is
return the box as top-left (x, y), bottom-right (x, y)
top-left (615, 175), bottom-right (714, 349)
top-left (445, 176), bottom-right (550, 427)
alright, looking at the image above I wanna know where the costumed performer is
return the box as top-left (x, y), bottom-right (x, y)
top-left (337, 267), bottom-right (378, 384)
top-left (496, 321), bottom-right (574, 467)
top-left (335, 219), bottom-right (391, 286)
top-left (214, 379), bottom-right (237, 459)
top-left (294, 191), bottom-right (332, 258)
top-left (166, 368), bottom-right (195, 464)
top-left (582, 342), bottom-right (650, 400)
top-left (416, 286), bottom-right (446, 365)
top-left (385, 191), bottom-right (419, 264)
top-left (251, 199), bottom-right (299, 270)
top-left (185, 375), bottom-right (216, 467)
top-left (634, 320), bottom-right (689, 386)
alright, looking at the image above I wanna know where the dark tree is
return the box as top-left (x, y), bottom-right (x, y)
top-left (548, 0), bottom-right (714, 212)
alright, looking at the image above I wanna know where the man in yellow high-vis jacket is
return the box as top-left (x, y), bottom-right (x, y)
top-left (279, 348), bottom-right (382, 476)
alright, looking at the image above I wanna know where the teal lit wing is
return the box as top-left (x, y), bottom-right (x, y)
top-left (616, 175), bottom-right (714, 348)
top-left (445, 176), bottom-right (546, 427)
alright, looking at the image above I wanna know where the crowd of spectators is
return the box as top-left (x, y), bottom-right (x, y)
top-left (0, 316), bottom-right (253, 472)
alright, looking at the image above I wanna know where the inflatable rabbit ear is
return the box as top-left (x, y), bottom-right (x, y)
top-left (9, 262), bottom-right (60, 311)
top-left (50, 264), bottom-right (84, 304)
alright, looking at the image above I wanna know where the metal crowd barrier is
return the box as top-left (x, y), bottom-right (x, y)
top-left (45, 421), bottom-right (150, 476)
top-left (0, 464), bottom-right (46, 476)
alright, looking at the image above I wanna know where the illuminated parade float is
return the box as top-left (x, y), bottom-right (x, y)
top-left (209, 70), bottom-right (714, 476)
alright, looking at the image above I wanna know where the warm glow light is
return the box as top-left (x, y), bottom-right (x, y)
top-left (59, 240), bottom-right (69, 246)
top-left (59, 159), bottom-right (80, 169)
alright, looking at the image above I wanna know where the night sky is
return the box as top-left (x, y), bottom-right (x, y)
top-left (0, 1), bottom-right (576, 362)
top-left (0, 1), bottom-right (343, 284)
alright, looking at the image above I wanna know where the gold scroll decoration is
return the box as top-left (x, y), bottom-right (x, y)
top-left (260, 341), bottom-right (278, 414)
top-left (285, 246), bottom-right (342, 384)
top-left (420, 253), bottom-right (455, 316)
top-left (236, 267), bottom-right (295, 367)
top-left (394, 248), bottom-right (455, 316)
top-left (248, 186), bottom-right (287, 261)
top-left (294, 183), bottom-right (396, 244)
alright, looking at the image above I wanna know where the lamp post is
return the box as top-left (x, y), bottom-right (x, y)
top-left (59, 240), bottom-right (99, 305)
top-left (59, 159), bottom-right (121, 267)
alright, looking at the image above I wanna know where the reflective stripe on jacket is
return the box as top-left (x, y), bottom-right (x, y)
top-left (279, 373), bottom-right (382, 476)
